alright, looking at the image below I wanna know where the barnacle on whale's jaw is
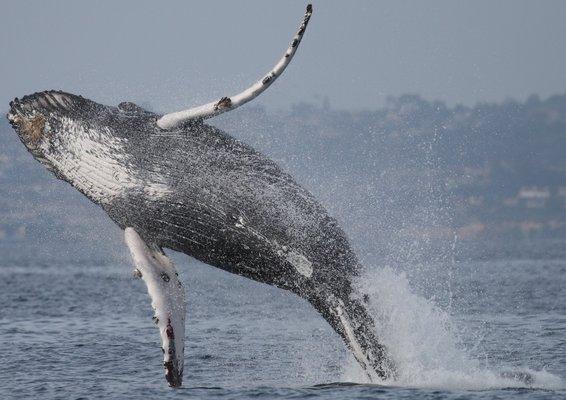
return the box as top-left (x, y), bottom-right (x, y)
top-left (6, 95), bottom-right (61, 172)
top-left (7, 96), bottom-right (53, 150)
top-left (6, 108), bottom-right (19, 126)
top-left (7, 112), bottom-right (47, 146)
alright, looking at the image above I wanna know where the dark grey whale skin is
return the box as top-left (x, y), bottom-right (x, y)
top-left (7, 91), bottom-right (393, 379)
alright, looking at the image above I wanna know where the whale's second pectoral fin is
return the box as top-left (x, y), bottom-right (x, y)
top-left (124, 228), bottom-right (186, 387)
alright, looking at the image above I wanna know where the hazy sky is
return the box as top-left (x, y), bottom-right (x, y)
top-left (1, 0), bottom-right (566, 113)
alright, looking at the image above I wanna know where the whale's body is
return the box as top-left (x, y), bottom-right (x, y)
top-left (41, 92), bottom-right (359, 296)
top-left (14, 92), bottom-right (358, 293)
top-left (6, 5), bottom-right (393, 386)
top-left (107, 103), bottom-right (359, 296)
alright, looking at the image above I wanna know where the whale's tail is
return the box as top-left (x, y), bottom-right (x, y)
top-left (309, 290), bottom-right (395, 382)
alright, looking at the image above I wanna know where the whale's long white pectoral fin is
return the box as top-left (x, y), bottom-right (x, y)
top-left (124, 228), bottom-right (186, 387)
top-left (156, 4), bottom-right (313, 129)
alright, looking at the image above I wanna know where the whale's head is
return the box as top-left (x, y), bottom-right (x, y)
top-left (7, 91), bottom-right (111, 173)
top-left (6, 91), bottom-right (160, 204)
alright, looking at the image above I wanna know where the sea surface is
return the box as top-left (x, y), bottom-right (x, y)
top-left (0, 237), bottom-right (565, 399)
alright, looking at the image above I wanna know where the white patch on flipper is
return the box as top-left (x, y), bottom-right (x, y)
top-left (124, 228), bottom-right (186, 386)
top-left (286, 251), bottom-right (313, 278)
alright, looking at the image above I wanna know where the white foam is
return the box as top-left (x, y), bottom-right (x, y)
top-left (341, 266), bottom-right (564, 391)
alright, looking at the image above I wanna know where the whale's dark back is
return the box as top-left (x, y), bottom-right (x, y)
top-left (81, 100), bottom-right (362, 297)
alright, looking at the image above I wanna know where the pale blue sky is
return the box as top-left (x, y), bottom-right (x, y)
top-left (1, 0), bottom-right (565, 113)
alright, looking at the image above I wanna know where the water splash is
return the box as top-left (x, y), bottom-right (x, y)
top-left (342, 266), bottom-right (564, 391)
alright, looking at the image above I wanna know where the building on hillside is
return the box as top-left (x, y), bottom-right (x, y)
top-left (517, 187), bottom-right (550, 208)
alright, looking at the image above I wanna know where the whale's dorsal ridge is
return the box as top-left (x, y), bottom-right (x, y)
top-left (118, 101), bottom-right (148, 114)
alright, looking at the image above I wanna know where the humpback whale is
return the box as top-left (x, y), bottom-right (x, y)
top-left (7, 5), bottom-right (394, 387)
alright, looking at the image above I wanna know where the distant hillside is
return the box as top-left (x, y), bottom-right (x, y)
top-left (1, 93), bottom-right (565, 263)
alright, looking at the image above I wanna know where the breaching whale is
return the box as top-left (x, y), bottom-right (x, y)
top-left (7, 5), bottom-right (394, 387)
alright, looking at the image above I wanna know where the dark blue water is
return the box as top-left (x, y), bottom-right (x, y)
top-left (0, 238), bottom-right (564, 399)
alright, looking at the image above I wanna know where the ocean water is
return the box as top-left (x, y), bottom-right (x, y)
top-left (0, 238), bottom-right (564, 399)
